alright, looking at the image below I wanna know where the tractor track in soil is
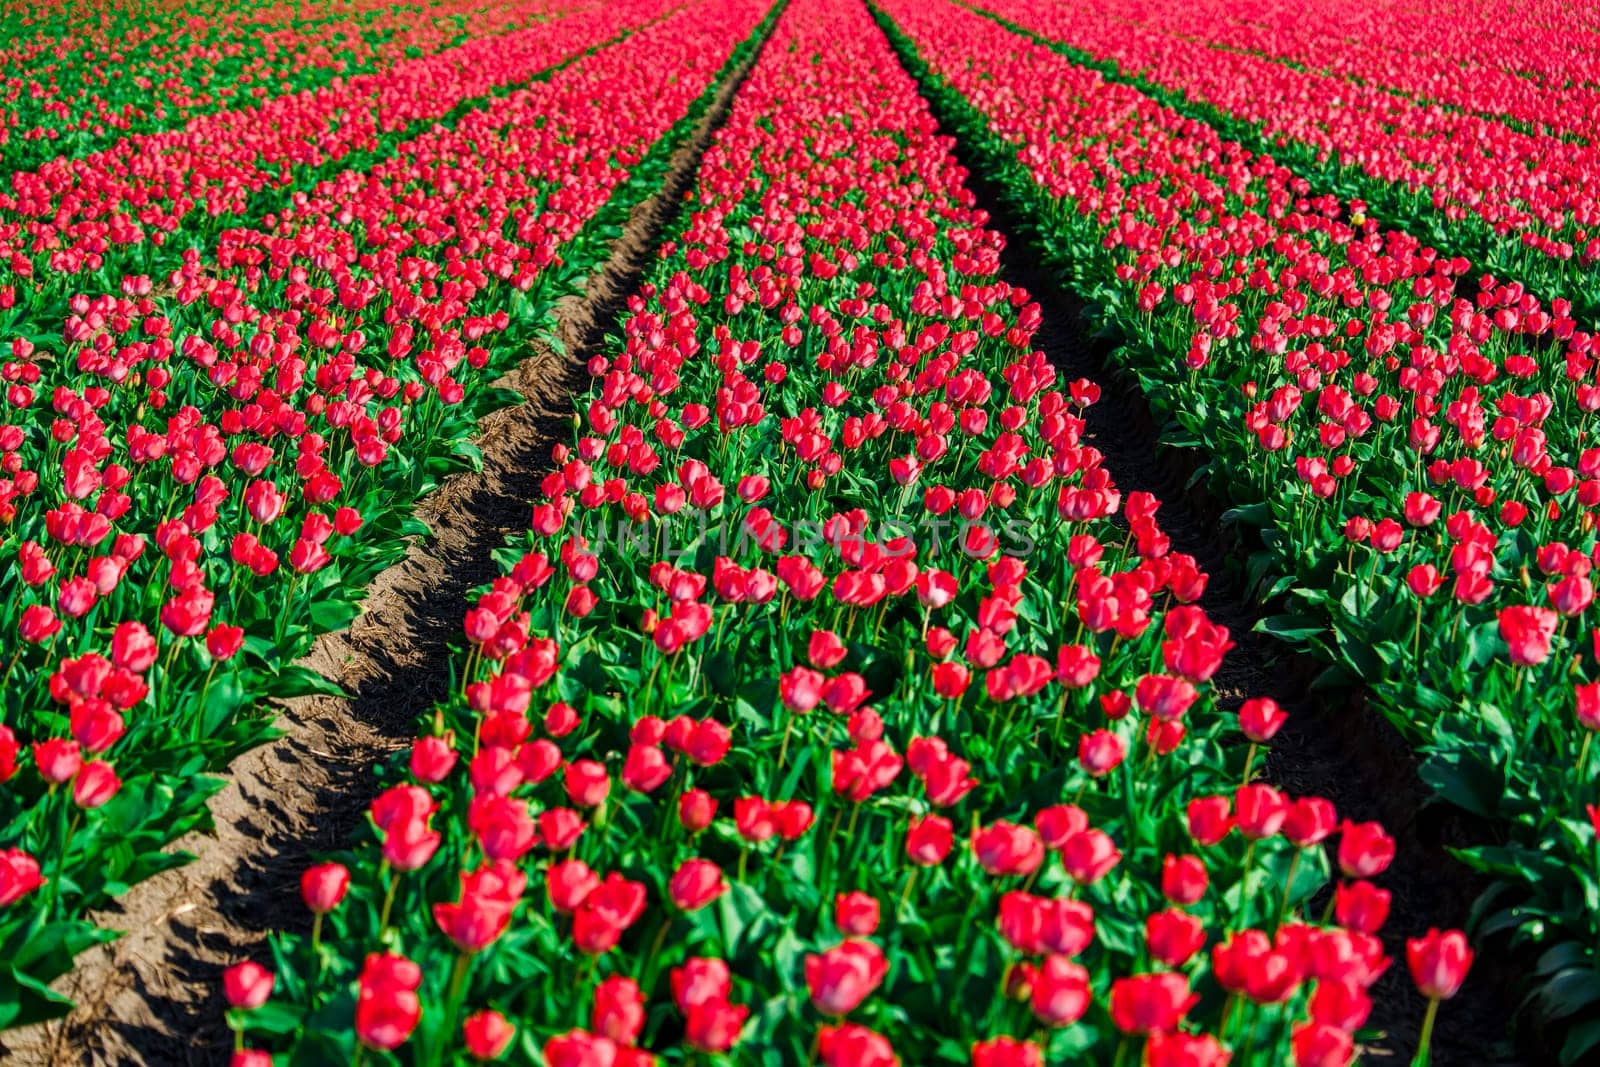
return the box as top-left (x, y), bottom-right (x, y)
top-left (0, 33), bottom-right (767, 1067)
top-left (944, 149), bottom-right (1525, 1062)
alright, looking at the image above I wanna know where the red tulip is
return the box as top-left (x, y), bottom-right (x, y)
top-left (0, 850), bottom-right (44, 907)
top-left (1497, 604), bottom-right (1558, 666)
top-left (1309, 978), bottom-right (1372, 1032)
top-left (0, 727), bottom-right (15, 783)
top-left (1292, 1022), bottom-right (1354, 1067)
top-left (1026, 955), bottom-right (1089, 1027)
top-left (1109, 972), bottom-right (1195, 1034)
top-left (544, 1031), bottom-right (622, 1067)
top-left (1576, 681), bottom-right (1600, 732)
top-left (355, 953), bottom-right (422, 1051)
top-left (592, 975), bottom-right (645, 1046)
top-left (971, 1037), bottom-right (1041, 1067)
top-left (818, 1023), bottom-right (899, 1067)
top-left (906, 814), bottom-right (953, 865)
top-left (301, 863), bottom-right (350, 915)
top-left (1060, 829), bottom-right (1120, 885)
top-left (1146, 1033), bottom-right (1230, 1067)
top-left (381, 815), bottom-right (441, 871)
top-left (805, 940), bottom-right (888, 1017)
top-left (1233, 784), bottom-right (1287, 839)
top-left (463, 1010), bottom-right (515, 1060)
top-left (1077, 729), bottom-right (1125, 776)
top-left (72, 760), bottom-right (121, 808)
top-left (33, 738), bottom-right (81, 785)
top-left (1407, 928), bottom-right (1473, 1000)
top-left (1186, 795), bottom-right (1233, 845)
top-left (1238, 697), bottom-right (1287, 742)
top-left (539, 808), bottom-right (587, 852)
top-left (1334, 880), bottom-right (1391, 934)
top-left (410, 735), bottom-right (458, 783)
top-left (672, 957), bottom-right (732, 1013)
top-left (669, 858), bottom-right (726, 911)
top-left (110, 621), bottom-right (159, 672)
top-left (684, 997), bottom-right (748, 1053)
top-left (679, 788), bottom-right (718, 833)
top-left (835, 891), bottom-right (880, 937)
top-left (222, 962), bottom-right (274, 1010)
top-left (206, 624), bottom-right (244, 661)
top-left (972, 821), bottom-right (1044, 877)
top-left (1284, 797), bottom-right (1338, 847)
top-left (564, 760), bottom-right (611, 808)
top-left (1161, 853), bottom-right (1209, 904)
top-left (1145, 908), bottom-right (1206, 967)
top-left (1023, 808), bottom-right (1081, 853)
top-left (1336, 821), bottom-right (1395, 878)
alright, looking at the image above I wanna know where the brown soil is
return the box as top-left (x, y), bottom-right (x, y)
top-left (0, 41), bottom-right (763, 1067)
top-left (945, 157), bottom-right (1524, 1062)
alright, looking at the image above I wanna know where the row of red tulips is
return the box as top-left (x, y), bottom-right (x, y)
top-left (1043, 0), bottom-right (1600, 146)
top-left (877, 0), bottom-right (1598, 1057)
top-left (0, 0), bottom-right (651, 299)
top-left (0, 0), bottom-right (556, 172)
top-left (0, 0), bottom-right (765, 1030)
top-left (958, 0), bottom-right (1600, 318)
top-left (226, 0), bottom-right (1469, 1062)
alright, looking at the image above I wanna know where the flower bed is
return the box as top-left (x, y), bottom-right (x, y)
top-left (226, 1), bottom-right (1457, 1062)
top-left (877, 0), bottom-right (1597, 1055)
top-left (0, 0), bottom-right (561, 171)
top-left (0, 0), bottom-right (768, 1029)
top-left (964, 0), bottom-right (1600, 317)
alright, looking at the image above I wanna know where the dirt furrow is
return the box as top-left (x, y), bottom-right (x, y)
top-left (2, 32), bottom-right (768, 1067)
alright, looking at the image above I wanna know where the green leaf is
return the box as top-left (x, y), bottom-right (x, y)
top-left (308, 598), bottom-right (361, 634)
top-left (1254, 614), bottom-right (1323, 642)
top-left (266, 665), bottom-right (348, 700)
top-left (1540, 967), bottom-right (1600, 1022)
top-left (1420, 749), bottom-right (1507, 819)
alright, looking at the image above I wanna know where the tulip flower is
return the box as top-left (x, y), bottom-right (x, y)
top-left (1408, 929), bottom-right (1474, 1063)
top-left (835, 891), bottom-right (881, 937)
top-left (1109, 971), bottom-right (1196, 1035)
top-left (355, 953), bottom-right (423, 1052)
top-left (669, 858), bottom-right (727, 911)
top-left (972, 1037), bottom-right (1042, 1067)
top-left (805, 940), bottom-right (888, 1017)
top-left (222, 962), bottom-right (274, 1011)
top-left (72, 761), bottom-right (121, 809)
top-left (819, 1023), bottom-right (899, 1067)
top-left (463, 1010), bottom-right (515, 1060)
top-left (0, 850), bottom-right (43, 908)
top-left (592, 976), bottom-right (646, 1046)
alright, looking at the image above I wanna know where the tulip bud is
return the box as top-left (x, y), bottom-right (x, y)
top-left (669, 859), bottom-right (727, 911)
top-left (301, 862), bottom-right (350, 915)
top-left (1161, 853), bottom-right (1208, 905)
top-left (679, 788), bottom-right (717, 833)
top-left (1407, 928), bottom-right (1473, 1000)
top-left (590, 975), bottom-right (645, 1045)
top-left (463, 1010), bottom-right (515, 1060)
top-left (834, 891), bottom-right (880, 937)
top-left (72, 760), bottom-right (121, 808)
top-left (222, 961), bottom-right (274, 1010)
top-left (410, 734), bottom-right (458, 784)
top-left (1238, 697), bottom-right (1288, 742)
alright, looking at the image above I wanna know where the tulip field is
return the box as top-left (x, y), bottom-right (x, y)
top-left (6, 0), bottom-right (1600, 1061)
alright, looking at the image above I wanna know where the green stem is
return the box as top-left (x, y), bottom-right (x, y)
top-left (1413, 997), bottom-right (1440, 1067)
top-left (1274, 850), bottom-right (1302, 932)
top-left (378, 864), bottom-right (398, 935)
